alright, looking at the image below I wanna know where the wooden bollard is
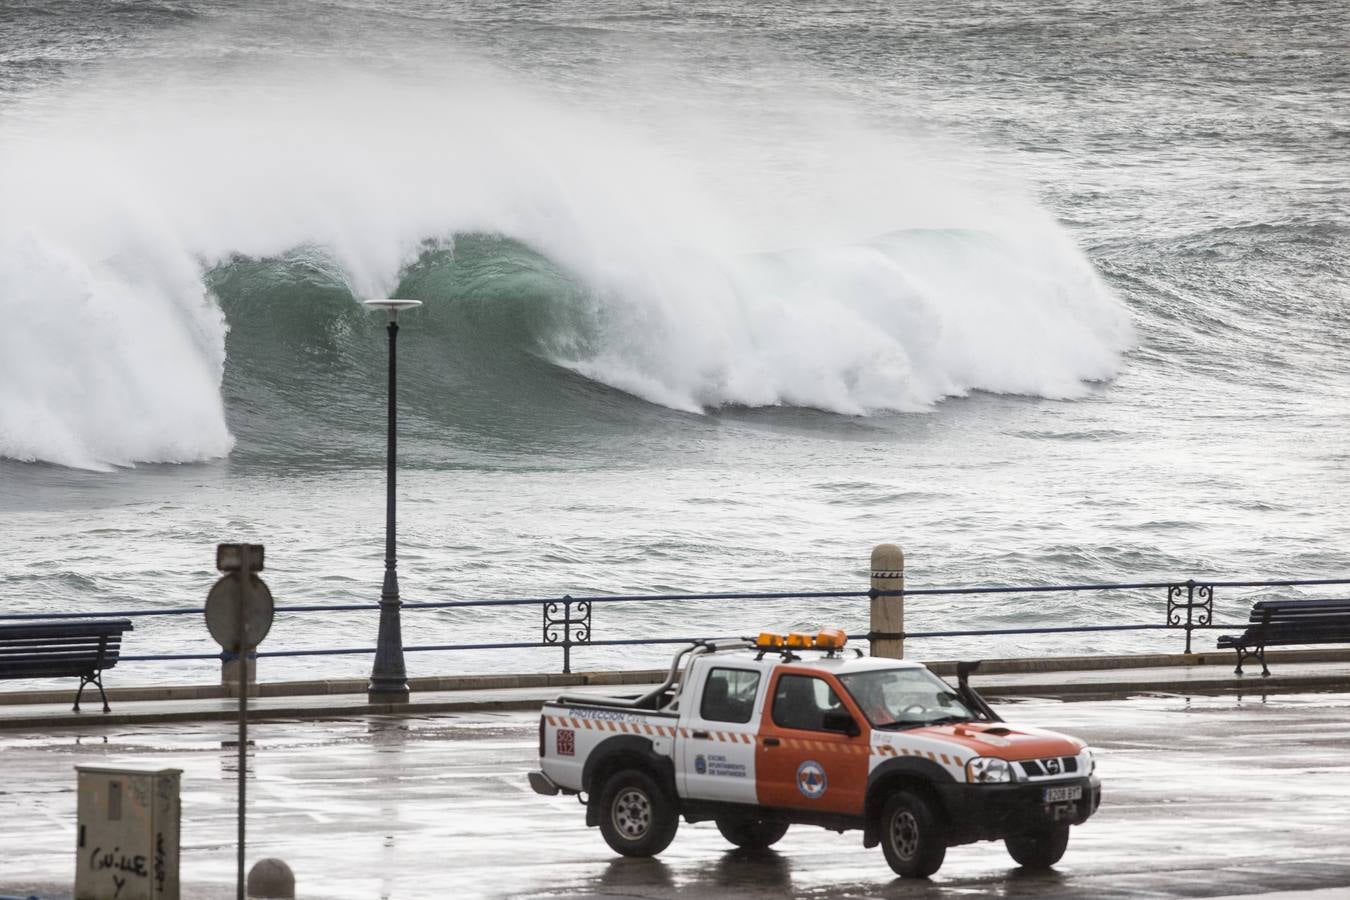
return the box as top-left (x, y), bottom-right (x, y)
top-left (869, 544), bottom-right (905, 658)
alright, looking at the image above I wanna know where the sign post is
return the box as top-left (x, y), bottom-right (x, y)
top-left (205, 543), bottom-right (274, 900)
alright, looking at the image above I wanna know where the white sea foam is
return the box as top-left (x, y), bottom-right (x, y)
top-left (0, 214), bottom-right (233, 470)
top-left (0, 59), bottom-right (1134, 469)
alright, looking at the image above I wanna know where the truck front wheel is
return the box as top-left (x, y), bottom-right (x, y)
top-left (879, 790), bottom-right (946, 878)
top-left (1004, 823), bottom-right (1070, 869)
top-left (597, 768), bottom-right (679, 857)
top-left (715, 815), bottom-right (789, 849)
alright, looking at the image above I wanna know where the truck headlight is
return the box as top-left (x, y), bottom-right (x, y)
top-left (966, 757), bottom-right (1012, 784)
top-left (1083, 748), bottom-right (1096, 774)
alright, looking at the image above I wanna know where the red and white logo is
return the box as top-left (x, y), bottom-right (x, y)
top-left (796, 760), bottom-right (827, 799)
top-left (556, 729), bottom-right (576, 757)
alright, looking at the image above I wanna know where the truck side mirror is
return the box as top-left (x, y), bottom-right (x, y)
top-left (822, 709), bottom-right (860, 737)
top-left (956, 660), bottom-right (1003, 723)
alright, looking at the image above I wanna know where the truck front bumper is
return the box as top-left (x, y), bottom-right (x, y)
top-left (937, 775), bottom-right (1101, 843)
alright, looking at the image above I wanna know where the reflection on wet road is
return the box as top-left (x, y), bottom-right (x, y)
top-left (2, 692), bottom-right (1349, 899)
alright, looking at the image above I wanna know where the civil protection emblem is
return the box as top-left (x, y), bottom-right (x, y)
top-left (796, 760), bottom-right (827, 799)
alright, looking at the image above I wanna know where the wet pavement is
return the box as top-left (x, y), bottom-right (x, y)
top-left (3, 691), bottom-right (1350, 899)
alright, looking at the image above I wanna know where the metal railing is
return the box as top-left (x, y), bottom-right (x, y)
top-left (2, 576), bottom-right (1347, 677)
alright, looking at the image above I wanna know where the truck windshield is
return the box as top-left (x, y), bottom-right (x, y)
top-left (837, 669), bottom-right (976, 729)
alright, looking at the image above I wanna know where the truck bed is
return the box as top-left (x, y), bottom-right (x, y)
top-left (547, 685), bottom-right (676, 712)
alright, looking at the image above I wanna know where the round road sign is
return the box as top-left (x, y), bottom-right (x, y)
top-left (205, 573), bottom-right (275, 651)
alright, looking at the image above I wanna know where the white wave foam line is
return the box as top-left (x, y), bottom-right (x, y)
top-left (566, 226), bottom-right (1131, 415)
top-left (0, 56), bottom-right (1133, 468)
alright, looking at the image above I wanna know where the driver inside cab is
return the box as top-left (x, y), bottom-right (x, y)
top-left (838, 668), bottom-right (975, 729)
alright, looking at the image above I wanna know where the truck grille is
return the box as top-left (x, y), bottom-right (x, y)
top-left (1018, 756), bottom-right (1078, 777)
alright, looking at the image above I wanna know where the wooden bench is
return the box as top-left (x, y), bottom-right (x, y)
top-left (1217, 598), bottom-right (1350, 676)
top-left (0, 619), bottom-right (134, 711)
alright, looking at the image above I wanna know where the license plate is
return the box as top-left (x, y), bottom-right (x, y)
top-left (1043, 785), bottom-right (1082, 804)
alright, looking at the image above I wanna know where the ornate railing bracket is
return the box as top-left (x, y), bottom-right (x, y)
top-left (1167, 580), bottom-right (1214, 654)
top-left (543, 594), bottom-right (592, 674)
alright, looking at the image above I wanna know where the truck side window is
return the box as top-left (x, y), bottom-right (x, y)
top-left (772, 674), bottom-right (841, 732)
top-left (700, 668), bottom-right (761, 724)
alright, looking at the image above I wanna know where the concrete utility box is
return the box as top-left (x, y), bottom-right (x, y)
top-left (75, 766), bottom-right (181, 900)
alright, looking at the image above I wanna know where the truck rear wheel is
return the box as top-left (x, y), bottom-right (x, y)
top-left (879, 790), bottom-right (946, 878)
top-left (714, 815), bottom-right (789, 849)
top-left (1005, 823), bottom-right (1070, 869)
top-left (597, 768), bottom-right (679, 857)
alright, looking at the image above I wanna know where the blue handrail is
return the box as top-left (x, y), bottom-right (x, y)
top-left (5, 576), bottom-right (1348, 673)
top-left (3, 577), bottom-right (1347, 622)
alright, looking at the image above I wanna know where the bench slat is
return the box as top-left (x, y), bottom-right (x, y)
top-left (1255, 613), bottom-right (1350, 626)
top-left (0, 660), bottom-right (120, 676)
top-left (0, 660), bottom-right (103, 677)
top-left (0, 638), bottom-right (123, 652)
top-left (1251, 599), bottom-right (1350, 615)
top-left (1244, 623), bottom-right (1350, 637)
top-left (1220, 626), bottom-right (1350, 639)
top-left (0, 631), bottom-right (127, 642)
top-left (0, 633), bottom-right (124, 645)
top-left (0, 619), bottom-right (133, 642)
top-left (1253, 617), bottom-right (1350, 629)
top-left (1259, 626), bottom-right (1350, 640)
top-left (0, 658), bottom-right (118, 671)
top-left (1253, 607), bottom-right (1350, 618)
top-left (0, 647), bottom-right (120, 661)
top-left (0, 645), bottom-right (119, 658)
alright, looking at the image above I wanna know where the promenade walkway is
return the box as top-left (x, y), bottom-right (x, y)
top-left (2, 656), bottom-right (1349, 899)
top-left (3, 651), bottom-right (1349, 730)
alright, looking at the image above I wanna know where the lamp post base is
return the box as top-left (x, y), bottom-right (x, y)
top-left (369, 572), bottom-right (409, 704)
top-left (367, 686), bottom-right (411, 705)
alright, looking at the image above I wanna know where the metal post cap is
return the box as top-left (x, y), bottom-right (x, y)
top-left (247, 858), bottom-right (295, 898)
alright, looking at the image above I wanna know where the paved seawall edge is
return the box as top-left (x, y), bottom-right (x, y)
top-left (2, 650), bottom-right (1348, 730)
top-left (3, 647), bottom-right (1348, 707)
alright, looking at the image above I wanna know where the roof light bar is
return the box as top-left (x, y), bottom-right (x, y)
top-left (752, 629), bottom-right (848, 653)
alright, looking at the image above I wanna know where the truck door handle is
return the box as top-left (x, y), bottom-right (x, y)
top-left (762, 737), bottom-right (780, 747)
top-left (692, 730), bottom-right (710, 739)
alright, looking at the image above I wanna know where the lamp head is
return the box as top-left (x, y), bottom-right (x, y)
top-left (363, 298), bottom-right (423, 322)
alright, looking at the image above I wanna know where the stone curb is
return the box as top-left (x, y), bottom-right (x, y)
top-left (983, 672), bottom-right (1350, 700)
top-left (1, 671), bottom-right (1345, 731)
top-left (3, 647), bottom-right (1347, 707)
top-left (0, 668), bottom-right (671, 706)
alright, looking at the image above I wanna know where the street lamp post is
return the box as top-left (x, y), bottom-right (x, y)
top-left (364, 298), bottom-right (422, 704)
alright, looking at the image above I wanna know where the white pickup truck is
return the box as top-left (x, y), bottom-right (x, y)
top-left (528, 629), bottom-right (1101, 878)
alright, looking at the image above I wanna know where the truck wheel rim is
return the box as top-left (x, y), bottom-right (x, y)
top-left (891, 809), bottom-right (919, 860)
top-left (613, 788), bottom-right (652, 839)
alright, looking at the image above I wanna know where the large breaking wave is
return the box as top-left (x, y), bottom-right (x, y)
top-left (0, 64), bottom-right (1134, 471)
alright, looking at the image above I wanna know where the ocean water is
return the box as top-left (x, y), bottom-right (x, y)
top-left (1, 0), bottom-right (1346, 682)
